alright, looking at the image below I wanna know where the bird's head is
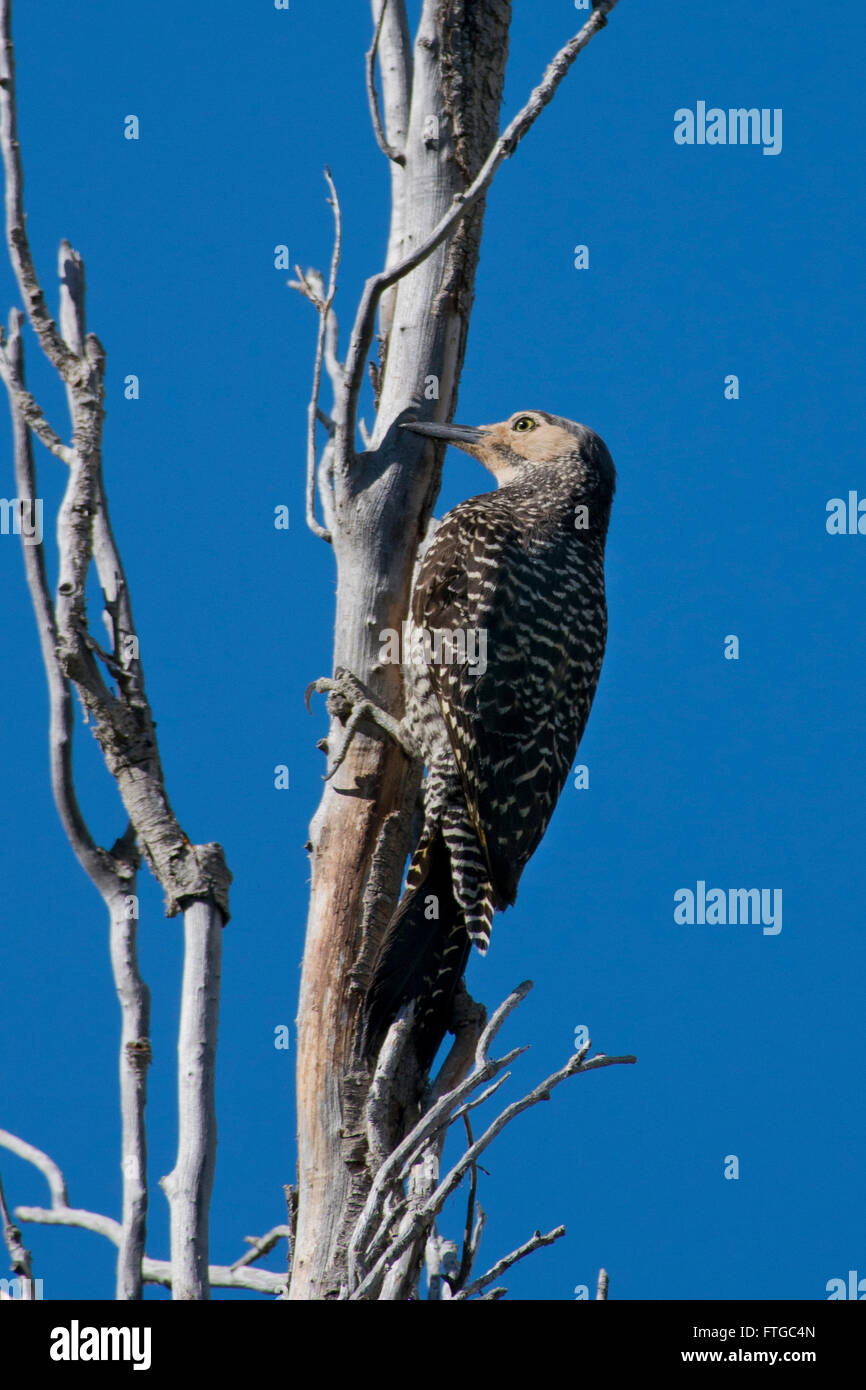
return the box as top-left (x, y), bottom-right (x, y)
top-left (401, 409), bottom-right (616, 499)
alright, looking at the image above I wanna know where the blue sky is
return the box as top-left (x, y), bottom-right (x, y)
top-left (0, 1), bottom-right (863, 1301)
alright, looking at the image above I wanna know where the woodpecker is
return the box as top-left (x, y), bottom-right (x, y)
top-left (362, 409), bottom-right (616, 1067)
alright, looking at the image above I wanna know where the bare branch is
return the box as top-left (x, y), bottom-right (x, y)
top-left (448, 1070), bottom-right (514, 1125)
top-left (159, 901), bottom-right (223, 1300)
top-left (14, 1202), bottom-right (123, 1246)
top-left (4, 309), bottom-right (112, 890)
top-left (57, 239), bottom-right (146, 714)
top-left (12, 1206), bottom-right (285, 1296)
top-left (452, 1224), bottom-right (566, 1301)
top-left (339, 0), bottom-right (622, 466)
top-left (0, 1131), bottom-right (68, 1208)
top-left (0, 0), bottom-right (81, 382)
top-left (366, 2), bottom-right (406, 165)
top-left (0, 337), bottom-right (73, 461)
top-left (473, 981), bottom-right (533, 1067)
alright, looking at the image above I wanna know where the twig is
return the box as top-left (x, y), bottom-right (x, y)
top-left (372, 990), bottom-right (488, 1300)
top-left (0, 1162), bottom-right (34, 1297)
top-left (293, 168), bottom-right (342, 543)
top-left (352, 1035), bottom-right (636, 1299)
top-left (349, 983), bottom-right (532, 1286)
top-left (0, 337), bottom-right (73, 461)
top-left (339, 0), bottom-right (622, 470)
top-left (452, 1224), bottom-right (566, 1301)
top-left (230, 1225), bottom-right (293, 1271)
top-left (378, 1144), bottom-right (440, 1299)
top-left (0, 1132), bottom-right (68, 1206)
top-left (452, 1113), bottom-right (480, 1292)
top-left (0, 0), bottom-right (80, 382)
top-left (366, 2), bottom-right (406, 165)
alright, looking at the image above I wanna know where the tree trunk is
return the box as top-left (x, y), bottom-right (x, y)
top-left (290, 0), bottom-right (512, 1300)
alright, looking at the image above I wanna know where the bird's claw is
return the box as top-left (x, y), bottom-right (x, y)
top-left (305, 667), bottom-right (418, 779)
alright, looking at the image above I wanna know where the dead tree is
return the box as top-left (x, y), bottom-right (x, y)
top-left (291, 0), bottom-right (633, 1301)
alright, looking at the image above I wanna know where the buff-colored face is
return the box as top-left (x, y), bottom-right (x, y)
top-left (403, 410), bottom-right (584, 487)
top-left (463, 411), bottom-right (584, 485)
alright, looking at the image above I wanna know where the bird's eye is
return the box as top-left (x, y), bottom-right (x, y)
top-left (512, 416), bottom-right (536, 432)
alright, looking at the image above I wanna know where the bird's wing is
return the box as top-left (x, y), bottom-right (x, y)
top-left (412, 500), bottom-right (606, 907)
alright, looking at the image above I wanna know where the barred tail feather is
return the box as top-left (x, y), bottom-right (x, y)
top-left (361, 829), bottom-right (471, 1070)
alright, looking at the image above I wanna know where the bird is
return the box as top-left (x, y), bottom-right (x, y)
top-left (362, 409), bottom-right (616, 1069)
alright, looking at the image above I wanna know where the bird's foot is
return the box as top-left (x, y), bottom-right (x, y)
top-left (305, 667), bottom-right (419, 780)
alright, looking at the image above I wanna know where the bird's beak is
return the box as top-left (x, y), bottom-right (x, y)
top-left (400, 420), bottom-right (489, 447)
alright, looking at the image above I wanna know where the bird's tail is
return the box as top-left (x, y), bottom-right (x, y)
top-left (361, 828), bottom-right (471, 1071)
